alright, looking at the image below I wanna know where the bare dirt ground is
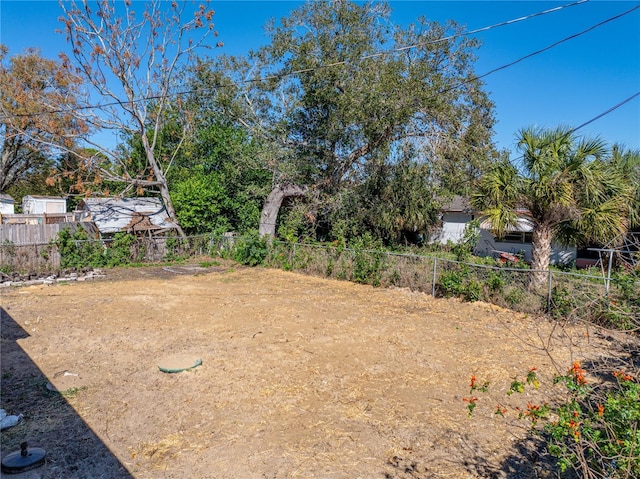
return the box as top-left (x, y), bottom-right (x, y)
top-left (1, 261), bottom-right (637, 479)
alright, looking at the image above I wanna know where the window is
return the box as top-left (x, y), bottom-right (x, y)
top-left (495, 232), bottom-right (532, 244)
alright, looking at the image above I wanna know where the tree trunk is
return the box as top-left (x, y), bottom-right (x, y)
top-left (142, 135), bottom-right (186, 238)
top-left (259, 184), bottom-right (308, 238)
top-left (529, 223), bottom-right (553, 290)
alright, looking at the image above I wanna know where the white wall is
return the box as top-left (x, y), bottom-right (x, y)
top-left (431, 212), bottom-right (473, 244)
top-left (432, 213), bottom-right (577, 266)
top-left (22, 197), bottom-right (66, 214)
top-left (0, 202), bottom-right (14, 215)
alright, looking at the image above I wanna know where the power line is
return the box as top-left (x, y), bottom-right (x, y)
top-left (570, 92), bottom-right (640, 135)
top-left (506, 90), bottom-right (640, 164)
top-left (1, 0), bottom-right (591, 120)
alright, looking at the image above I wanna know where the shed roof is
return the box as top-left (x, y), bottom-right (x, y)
top-left (22, 195), bottom-right (66, 201)
top-left (78, 197), bottom-right (178, 234)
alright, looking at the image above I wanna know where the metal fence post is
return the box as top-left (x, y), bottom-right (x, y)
top-left (432, 257), bottom-right (437, 298)
top-left (292, 243), bottom-right (296, 269)
top-left (547, 269), bottom-right (553, 315)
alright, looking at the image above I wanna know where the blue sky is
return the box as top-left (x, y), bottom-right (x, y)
top-left (1, 0), bottom-right (639, 156)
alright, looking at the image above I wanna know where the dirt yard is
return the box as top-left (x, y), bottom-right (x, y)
top-left (1, 261), bottom-right (636, 479)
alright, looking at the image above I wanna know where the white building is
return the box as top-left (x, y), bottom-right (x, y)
top-left (21, 195), bottom-right (67, 214)
top-left (0, 194), bottom-right (15, 215)
top-left (435, 196), bottom-right (577, 265)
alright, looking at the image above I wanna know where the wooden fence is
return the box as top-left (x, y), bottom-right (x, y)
top-left (0, 224), bottom-right (66, 271)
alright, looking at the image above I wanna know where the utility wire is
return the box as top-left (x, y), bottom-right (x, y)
top-left (570, 91), bottom-right (640, 134)
top-left (0, 0), bottom-right (591, 120)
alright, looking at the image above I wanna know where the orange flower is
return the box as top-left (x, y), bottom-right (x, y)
top-left (470, 375), bottom-right (477, 389)
top-left (597, 404), bottom-right (605, 417)
top-left (570, 362), bottom-right (587, 385)
top-left (613, 371), bottom-right (633, 381)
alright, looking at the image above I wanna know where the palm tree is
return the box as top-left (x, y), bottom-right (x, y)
top-left (472, 126), bottom-right (633, 289)
top-left (610, 145), bottom-right (640, 230)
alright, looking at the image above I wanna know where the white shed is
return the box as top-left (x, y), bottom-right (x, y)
top-left (22, 195), bottom-right (67, 214)
top-left (0, 194), bottom-right (15, 215)
top-left (77, 197), bottom-right (178, 235)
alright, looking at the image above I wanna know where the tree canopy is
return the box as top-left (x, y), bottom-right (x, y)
top-left (0, 45), bottom-right (87, 192)
top-left (472, 126), bottom-right (634, 287)
top-left (201, 0), bottom-right (497, 240)
top-left (57, 0), bottom-right (220, 234)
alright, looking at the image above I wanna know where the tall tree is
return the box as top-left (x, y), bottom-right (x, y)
top-left (58, 0), bottom-right (220, 236)
top-left (0, 45), bottom-right (86, 192)
top-left (206, 0), bottom-right (496, 238)
top-left (472, 126), bottom-right (634, 288)
top-left (610, 145), bottom-right (640, 230)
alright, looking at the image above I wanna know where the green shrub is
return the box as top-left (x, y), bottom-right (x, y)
top-left (233, 233), bottom-right (268, 266)
top-left (57, 228), bottom-right (139, 268)
top-left (467, 364), bottom-right (640, 479)
top-left (546, 366), bottom-right (640, 478)
top-left (550, 286), bottom-right (576, 319)
top-left (504, 287), bottom-right (524, 306)
top-left (485, 271), bottom-right (505, 293)
top-left (462, 279), bottom-right (483, 302)
top-left (106, 232), bottom-right (136, 267)
top-left (351, 235), bottom-right (386, 287)
top-left (438, 269), bottom-right (466, 297)
top-left (57, 228), bottom-right (106, 268)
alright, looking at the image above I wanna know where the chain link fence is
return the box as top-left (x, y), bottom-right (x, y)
top-left (263, 241), bottom-right (638, 329)
top-left (1, 234), bottom-right (637, 328)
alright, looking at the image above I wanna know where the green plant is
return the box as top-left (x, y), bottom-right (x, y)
top-left (462, 279), bottom-right (483, 302)
top-left (551, 286), bottom-right (577, 319)
top-left (56, 228), bottom-right (107, 268)
top-left (105, 232), bottom-right (136, 267)
top-left (351, 235), bottom-right (386, 287)
top-left (467, 363), bottom-right (640, 478)
top-left (485, 271), bottom-right (505, 293)
top-left (452, 219), bottom-right (480, 261)
top-left (233, 233), bottom-right (268, 266)
top-left (199, 260), bottom-right (220, 268)
top-left (438, 269), bottom-right (466, 297)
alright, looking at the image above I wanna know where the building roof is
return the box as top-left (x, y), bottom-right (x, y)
top-left (441, 195), bottom-right (473, 213)
top-left (22, 195), bottom-right (66, 201)
top-left (0, 194), bottom-right (14, 203)
top-left (77, 197), bottom-right (178, 234)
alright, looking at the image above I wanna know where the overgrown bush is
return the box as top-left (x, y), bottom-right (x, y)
top-left (466, 363), bottom-right (640, 478)
top-left (233, 233), bottom-right (268, 266)
top-left (551, 286), bottom-right (577, 319)
top-left (57, 228), bottom-right (138, 268)
top-left (57, 228), bottom-right (106, 268)
top-left (350, 235), bottom-right (386, 287)
top-left (437, 269), bottom-right (467, 297)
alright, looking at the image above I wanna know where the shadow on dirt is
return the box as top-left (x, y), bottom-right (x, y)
top-left (0, 307), bottom-right (132, 478)
top-left (383, 331), bottom-right (639, 479)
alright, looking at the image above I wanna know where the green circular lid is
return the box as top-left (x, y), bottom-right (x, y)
top-left (158, 354), bottom-right (202, 373)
